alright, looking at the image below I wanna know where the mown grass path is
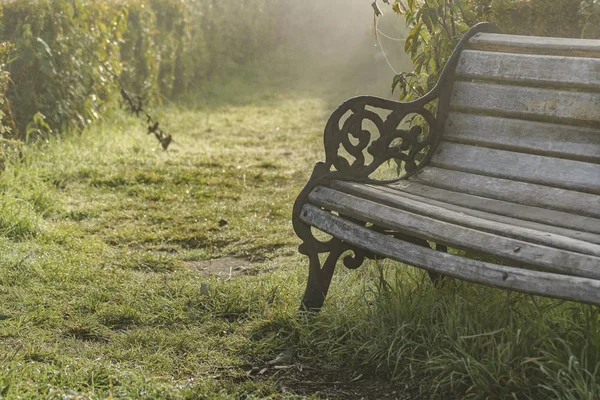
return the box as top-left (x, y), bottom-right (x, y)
top-left (0, 91), bottom-right (333, 397)
top-left (1, 89), bottom-right (599, 399)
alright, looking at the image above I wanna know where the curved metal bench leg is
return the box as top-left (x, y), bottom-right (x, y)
top-left (300, 244), bottom-right (344, 311)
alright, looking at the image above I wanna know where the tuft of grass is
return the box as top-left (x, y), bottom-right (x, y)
top-left (270, 261), bottom-right (600, 399)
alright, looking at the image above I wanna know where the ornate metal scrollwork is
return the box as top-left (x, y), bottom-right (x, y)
top-left (323, 96), bottom-right (438, 182)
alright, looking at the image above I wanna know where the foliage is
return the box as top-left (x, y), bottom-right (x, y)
top-left (0, 0), bottom-right (280, 138)
top-left (2, 0), bottom-right (127, 136)
top-left (390, 0), bottom-right (599, 101)
top-left (0, 31), bottom-right (15, 169)
top-left (490, 0), bottom-right (586, 37)
top-left (117, 0), bottom-right (158, 100)
top-left (0, 42), bottom-right (12, 137)
top-left (580, 0), bottom-right (600, 39)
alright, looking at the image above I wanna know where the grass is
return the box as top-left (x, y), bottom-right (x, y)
top-left (0, 74), bottom-right (599, 399)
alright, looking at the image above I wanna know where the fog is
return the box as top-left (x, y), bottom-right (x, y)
top-left (277, 0), bottom-right (412, 101)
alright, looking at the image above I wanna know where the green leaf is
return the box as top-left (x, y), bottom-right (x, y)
top-left (391, 74), bottom-right (402, 94)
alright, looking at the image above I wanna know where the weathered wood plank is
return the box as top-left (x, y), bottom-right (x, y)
top-left (449, 81), bottom-right (600, 128)
top-left (308, 187), bottom-right (600, 278)
top-left (333, 180), bottom-right (600, 245)
top-left (444, 113), bottom-right (600, 163)
top-left (430, 142), bottom-right (600, 194)
top-left (468, 33), bottom-right (600, 58)
top-left (410, 167), bottom-right (600, 219)
top-left (301, 204), bottom-right (600, 306)
top-left (324, 181), bottom-right (600, 256)
top-left (385, 180), bottom-right (600, 234)
top-left (456, 50), bottom-right (600, 90)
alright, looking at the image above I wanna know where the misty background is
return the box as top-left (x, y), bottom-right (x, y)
top-left (272, 0), bottom-right (412, 102)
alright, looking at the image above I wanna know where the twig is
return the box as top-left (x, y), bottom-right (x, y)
top-left (120, 89), bottom-right (172, 150)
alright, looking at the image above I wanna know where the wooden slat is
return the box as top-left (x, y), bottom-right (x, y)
top-left (301, 204), bottom-right (600, 306)
top-left (335, 180), bottom-right (600, 245)
top-left (325, 181), bottom-right (600, 256)
top-left (411, 167), bottom-right (600, 219)
top-left (456, 50), bottom-right (600, 90)
top-left (308, 187), bottom-right (600, 278)
top-left (386, 181), bottom-right (600, 235)
top-left (430, 142), bottom-right (600, 194)
top-left (444, 113), bottom-right (600, 163)
top-left (450, 81), bottom-right (600, 128)
top-left (468, 33), bottom-right (600, 58)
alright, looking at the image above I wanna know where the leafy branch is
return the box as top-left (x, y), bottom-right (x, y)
top-left (390, 0), bottom-right (599, 103)
top-left (391, 0), bottom-right (476, 102)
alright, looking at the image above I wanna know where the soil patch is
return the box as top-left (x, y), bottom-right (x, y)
top-left (185, 257), bottom-right (257, 278)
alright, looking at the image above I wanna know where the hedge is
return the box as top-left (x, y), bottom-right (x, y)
top-left (0, 0), bottom-right (279, 137)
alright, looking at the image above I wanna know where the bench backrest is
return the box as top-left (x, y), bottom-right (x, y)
top-left (420, 33), bottom-right (600, 218)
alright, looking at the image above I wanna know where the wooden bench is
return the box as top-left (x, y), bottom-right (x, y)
top-left (292, 23), bottom-right (600, 311)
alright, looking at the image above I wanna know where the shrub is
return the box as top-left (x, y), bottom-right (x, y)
top-left (0, 0), bottom-right (280, 138)
top-left (1, 0), bottom-right (126, 136)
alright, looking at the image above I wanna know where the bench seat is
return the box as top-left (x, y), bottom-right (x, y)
top-left (293, 23), bottom-right (600, 310)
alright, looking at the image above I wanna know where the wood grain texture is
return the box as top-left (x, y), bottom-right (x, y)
top-left (468, 33), bottom-right (600, 58)
top-left (325, 181), bottom-right (600, 256)
top-left (443, 113), bottom-right (600, 163)
top-left (308, 187), bottom-right (600, 278)
top-left (449, 81), bottom-right (600, 128)
top-left (301, 204), bottom-right (600, 306)
top-left (333, 180), bottom-right (600, 245)
top-left (386, 180), bottom-right (600, 234)
top-left (430, 142), bottom-right (600, 194)
top-left (411, 167), bottom-right (600, 219)
top-left (456, 50), bottom-right (600, 90)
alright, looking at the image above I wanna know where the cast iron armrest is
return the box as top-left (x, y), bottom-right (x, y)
top-left (291, 93), bottom-right (441, 257)
top-left (322, 94), bottom-right (440, 183)
top-left (316, 22), bottom-right (500, 184)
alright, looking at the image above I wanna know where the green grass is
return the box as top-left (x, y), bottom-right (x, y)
top-left (0, 79), bottom-right (599, 399)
